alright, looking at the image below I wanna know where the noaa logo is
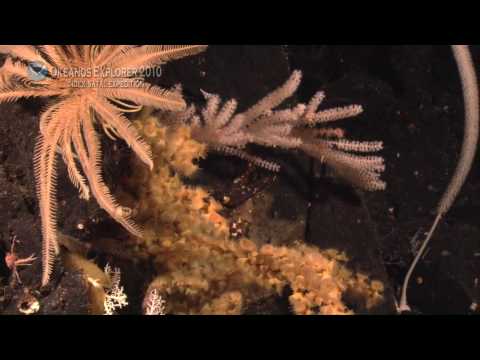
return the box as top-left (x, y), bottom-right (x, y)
top-left (27, 61), bottom-right (49, 81)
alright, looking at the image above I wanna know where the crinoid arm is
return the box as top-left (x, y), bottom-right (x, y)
top-left (91, 97), bottom-right (154, 170)
top-left (94, 45), bottom-right (136, 67)
top-left (37, 45), bottom-right (70, 69)
top-left (34, 122), bottom-right (63, 286)
top-left (110, 45), bottom-right (208, 72)
top-left (71, 106), bottom-right (143, 238)
top-left (60, 125), bottom-right (91, 201)
top-left (0, 45), bottom-right (45, 66)
top-left (1, 57), bottom-right (37, 85)
top-left (99, 84), bottom-right (186, 112)
top-left (0, 87), bottom-right (62, 104)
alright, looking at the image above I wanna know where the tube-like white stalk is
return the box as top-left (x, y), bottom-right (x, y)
top-left (399, 45), bottom-right (479, 312)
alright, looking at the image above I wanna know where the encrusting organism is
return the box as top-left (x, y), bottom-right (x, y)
top-left (160, 70), bottom-right (385, 191)
top-left (399, 45), bottom-right (480, 312)
top-left (0, 45), bottom-right (207, 286)
top-left (118, 116), bottom-right (386, 315)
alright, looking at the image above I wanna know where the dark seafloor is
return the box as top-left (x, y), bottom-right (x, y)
top-left (0, 45), bottom-right (479, 315)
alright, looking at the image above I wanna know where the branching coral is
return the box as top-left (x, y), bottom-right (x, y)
top-left (121, 116), bottom-right (386, 315)
top-left (62, 252), bottom-right (128, 315)
top-left (143, 289), bottom-right (166, 315)
top-left (103, 264), bottom-right (128, 315)
top-left (160, 70), bottom-right (385, 191)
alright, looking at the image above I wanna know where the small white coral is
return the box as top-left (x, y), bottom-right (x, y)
top-left (103, 264), bottom-right (128, 315)
top-left (143, 289), bottom-right (166, 315)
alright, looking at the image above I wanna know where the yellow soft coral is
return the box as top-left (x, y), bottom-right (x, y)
top-left (123, 113), bottom-right (385, 315)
